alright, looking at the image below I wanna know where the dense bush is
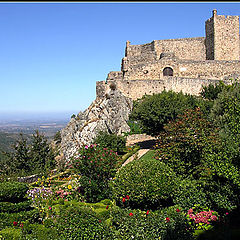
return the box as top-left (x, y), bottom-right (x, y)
top-left (72, 144), bottom-right (121, 202)
top-left (0, 227), bottom-right (22, 240)
top-left (93, 131), bottom-right (126, 154)
top-left (155, 108), bottom-right (218, 178)
top-left (0, 181), bottom-right (29, 202)
top-left (172, 179), bottom-right (210, 211)
top-left (111, 158), bottom-right (177, 209)
top-left (200, 81), bottom-right (226, 100)
top-left (0, 200), bottom-right (32, 213)
top-left (46, 205), bottom-right (112, 239)
top-left (21, 222), bottom-right (58, 240)
top-left (110, 205), bottom-right (194, 240)
top-left (210, 80), bottom-right (240, 160)
top-left (0, 209), bottom-right (40, 231)
top-left (129, 90), bottom-right (200, 135)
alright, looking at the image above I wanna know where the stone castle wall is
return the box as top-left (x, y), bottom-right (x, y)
top-left (109, 59), bottom-right (240, 81)
top-left (96, 77), bottom-right (232, 101)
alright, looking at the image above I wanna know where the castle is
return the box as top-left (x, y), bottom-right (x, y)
top-left (60, 9), bottom-right (240, 160)
top-left (96, 9), bottom-right (240, 100)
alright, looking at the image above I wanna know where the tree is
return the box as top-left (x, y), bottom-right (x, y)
top-left (129, 90), bottom-right (200, 136)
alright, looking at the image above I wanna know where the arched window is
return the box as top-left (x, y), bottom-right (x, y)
top-left (163, 67), bottom-right (173, 76)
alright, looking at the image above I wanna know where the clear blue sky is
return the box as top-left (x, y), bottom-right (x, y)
top-left (0, 2), bottom-right (239, 119)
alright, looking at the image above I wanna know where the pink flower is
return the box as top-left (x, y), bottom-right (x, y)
top-left (226, 212), bottom-right (229, 215)
top-left (85, 145), bottom-right (88, 149)
top-left (166, 217), bottom-right (170, 222)
top-left (146, 210), bottom-right (150, 215)
top-left (48, 207), bottom-right (52, 210)
top-left (176, 209), bottom-right (180, 212)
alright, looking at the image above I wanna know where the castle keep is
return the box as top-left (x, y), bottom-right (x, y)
top-left (97, 9), bottom-right (240, 99)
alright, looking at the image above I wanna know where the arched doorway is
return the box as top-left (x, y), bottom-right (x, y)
top-left (163, 67), bottom-right (173, 76)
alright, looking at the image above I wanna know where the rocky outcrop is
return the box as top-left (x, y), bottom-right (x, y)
top-left (60, 88), bottom-right (133, 161)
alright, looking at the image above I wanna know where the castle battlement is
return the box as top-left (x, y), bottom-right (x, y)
top-left (97, 10), bottom-right (240, 100)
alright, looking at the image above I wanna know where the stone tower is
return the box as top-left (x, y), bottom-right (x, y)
top-left (205, 9), bottom-right (240, 60)
top-left (205, 9), bottom-right (240, 61)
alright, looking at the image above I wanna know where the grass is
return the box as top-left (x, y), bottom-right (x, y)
top-left (139, 149), bottom-right (155, 161)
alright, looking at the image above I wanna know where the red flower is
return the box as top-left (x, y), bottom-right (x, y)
top-left (106, 205), bottom-right (109, 209)
top-left (176, 209), bottom-right (180, 212)
top-left (126, 195), bottom-right (130, 199)
top-left (19, 223), bottom-right (24, 228)
top-left (13, 221), bottom-right (18, 226)
top-left (166, 217), bottom-right (170, 222)
top-left (129, 212), bottom-right (133, 216)
top-left (146, 210), bottom-right (150, 215)
top-left (99, 219), bottom-right (102, 223)
top-left (122, 197), bottom-right (126, 203)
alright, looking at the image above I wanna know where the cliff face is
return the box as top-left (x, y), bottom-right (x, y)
top-left (60, 88), bottom-right (133, 161)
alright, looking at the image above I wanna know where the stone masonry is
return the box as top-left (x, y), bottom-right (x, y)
top-left (97, 9), bottom-right (240, 100)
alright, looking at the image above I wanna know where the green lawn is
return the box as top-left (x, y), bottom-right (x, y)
top-left (139, 149), bottom-right (156, 161)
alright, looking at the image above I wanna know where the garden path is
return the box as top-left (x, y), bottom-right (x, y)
top-left (122, 134), bottom-right (157, 167)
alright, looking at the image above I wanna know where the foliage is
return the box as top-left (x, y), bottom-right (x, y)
top-left (29, 130), bottom-right (56, 174)
top-left (0, 227), bottom-right (22, 240)
top-left (21, 222), bottom-right (58, 240)
top-left (0, 209), bottom-right (40, 231)
top-left (93, 131), bottom-right (126, 154)
top-left (0, 200), bottom-right (32, 213)
top-left (129, 90), bottom-right (200, 135)
top-left (110, 205), bottom-right (194, 240)
top-left (72, 144), bottom-right (121, 202)
top-left (186, 204), bottom-right (219, 232)
top-left (53, 131), bottom-right (61, 144)
top-left (0, 131), bottom-right (56, 177)
top-left (172, 179), bottom-right (210, 211)
top-left (210, 80), bottom-right (240, 160)
top-left (125, 120), bottom-right (143, 135)
top-left (200, 81), bottom-right (226, 100)
top-left (0, 181), bottom-right (29, 203)
top-left (155, 108), bottom-right (218, 178)
top-left (46, 205), bottom-right (112, 239)
top-left (111, 158), bottom-right (177, 210)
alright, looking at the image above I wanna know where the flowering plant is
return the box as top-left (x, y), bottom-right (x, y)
top-left (72, 144), bottom-right (121, 181)
top-left (27, 186), bottom-right (53, 220)
top-left (186, 204), bottom-right (219, 231)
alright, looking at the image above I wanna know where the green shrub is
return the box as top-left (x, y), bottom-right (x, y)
top-left (111, 158), bottom-right (177, 209)
top-left (0, 209), bottom-right (40, 231)
top-left (0, 200), bottom-right (32, 213)
top-left (0, 182), bottom-right (29, 202)
top-left (21, 222), bottom-right (58, 240)
top-left (0, 227), bottom-right (22, 240)
top-left (129, 90), bottom-right (200, 135)
top-left (110, 205), bottom-right (193, 240)
top-left (126, 120), bottom-right (143, 135)
top-left (93, 131), bottom-right (126, 154)
top-left (155, 108), bottom-right (218, 178)
top-left (200, 81), bottom-right (226, 100)
top-left (172, 179), bottom-right (210, 211)
top-left (47, 205), bottom-right (112, 239)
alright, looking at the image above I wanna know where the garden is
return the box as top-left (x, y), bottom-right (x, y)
top-left (1, 80), bottom-right (240, 239)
